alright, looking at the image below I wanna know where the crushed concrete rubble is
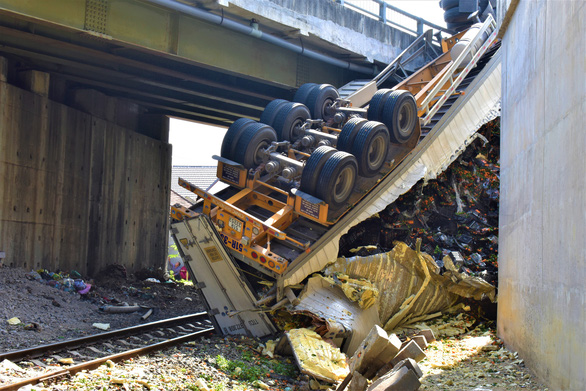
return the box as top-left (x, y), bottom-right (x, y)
top-left (334, 324), bottom-right (428, 391)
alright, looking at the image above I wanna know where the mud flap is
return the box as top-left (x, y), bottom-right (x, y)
top-left (171, 215), bottom-right (276, 337)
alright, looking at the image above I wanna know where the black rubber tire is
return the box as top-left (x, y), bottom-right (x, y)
top-left (315, 152), bottom-right (358, 208)
top-left (444, 7), bottom-right (472, 23)
top-left (367, 89), bottom-right (393, 122)
top-left (440, 0), bottom-right (459, 11)
top-left (306, 84), bottom-right (339, 120)
top-left (351, 121), bottom-right (390, 177)
top-left (447, 21), bottom-right (472, 32)
top-left (293, 83), bottom-right (318, 106)
top-left (382, 90), bottom-right (418, 144)
top-left (337, 117), bottom-right (368, 152)
top-left (299, 146), bottom-right (337, 195)
top-left (232, 122), bottom-right (277, 169)
top-left (221, 118), bottom-right (256, 161)
top-left (260, 99), bottom-right (289, 128)
top-left (272, 102), bottom-right (311, 141)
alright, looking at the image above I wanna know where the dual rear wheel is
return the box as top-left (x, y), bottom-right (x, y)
top-left (367, 89), bottom-right (418, 144)
top-left (300, 146), bottom-right (357, 209)
top-left (221, 119), bottom-right (277, 168)
top-left (221, 87), bottom-right (418, 209)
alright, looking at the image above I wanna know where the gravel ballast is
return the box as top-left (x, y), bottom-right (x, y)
top-left (1, 266), bottom-right (548, 390)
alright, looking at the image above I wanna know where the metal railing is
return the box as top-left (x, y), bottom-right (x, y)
top-left (373, 29), bottom-right (439, 86)
top-left (336, 0), bottom-right (451, 39)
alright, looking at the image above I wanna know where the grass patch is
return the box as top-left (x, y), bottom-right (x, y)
top-left (214, 352), bottom-right (298, 382)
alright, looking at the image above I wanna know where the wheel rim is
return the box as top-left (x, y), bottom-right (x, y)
top-left (319, 98), bottom-right (335, 119)
top-left (367, 134), bottom-right (387, 170)
top-left (290, 118), bottom-right (305, 140)
top-left (332, 165), bottom-right (354, 204)
top-left (398, 102), bottom-right (415, 136)
top-left (252, 140), bottom-right (270, 166)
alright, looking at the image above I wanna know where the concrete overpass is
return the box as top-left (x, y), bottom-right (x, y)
top-left (0, 0), bottom-right (433, 275)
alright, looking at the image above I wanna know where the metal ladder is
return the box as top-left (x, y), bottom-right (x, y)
top-left (338, 29), bottom-right (440, 101)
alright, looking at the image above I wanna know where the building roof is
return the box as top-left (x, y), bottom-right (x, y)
top-left (170, 190), bottom-right (193, 208)
top-left (170, 166), bottom-right (228, 203)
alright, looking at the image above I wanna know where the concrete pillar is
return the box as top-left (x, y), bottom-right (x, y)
top-left (71, 88), bottom-right (116, 122)
top-left (20, 70), bottom-right (50, 97)
top-left (0, 57), bottom-right (7, 82)
top-left (138, 113), bottom-right (170, 142)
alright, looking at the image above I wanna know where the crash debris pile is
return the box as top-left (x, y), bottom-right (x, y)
top-left (324, 239), bottom-right (495, 333)
top-left (25, 269), bottom-right (92, 295)
top-left (247, 120), bottom-right (502, 388)
top-left (331, 324), bottom-right (430, 391)
top-left (339, 119), bottom-right (500, 289)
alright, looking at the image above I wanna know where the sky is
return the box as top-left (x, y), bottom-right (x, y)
top-left (168, 1), bottom-right (445, 166)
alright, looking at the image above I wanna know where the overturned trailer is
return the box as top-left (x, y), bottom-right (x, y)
top-left (170, 17), bottom-right (501, 354)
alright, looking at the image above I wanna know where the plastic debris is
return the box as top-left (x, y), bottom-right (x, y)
top-left (77, 283), bottom-right (91, 295)
top-left (92, 323), bottom-right (110, 330)
top-left (100, 304), bottom-right (140, 314)
top-left (194, 378), bottom-right (211, 391)
top-left (255, 380), bottom-right (270, 390)
top-left (7, 317), bottom-right (21, 325)
top-left (262, 339), bottom-right (276, 358)
top-left (23, 322), bottom-right (41, 331)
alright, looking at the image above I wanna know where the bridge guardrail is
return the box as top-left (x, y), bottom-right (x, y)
top-left (336, 0), bottom-right (451, 41)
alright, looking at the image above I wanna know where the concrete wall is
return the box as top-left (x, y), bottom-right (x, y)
top-left (0, 73), bottom-right (172, 276)
top-left (498, 1), bottom-right (585, 389)
top-left (223, 0), bottom-right (419, 65)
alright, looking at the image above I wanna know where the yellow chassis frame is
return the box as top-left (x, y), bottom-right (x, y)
top-left (174, 163), bottom-right (332, 275)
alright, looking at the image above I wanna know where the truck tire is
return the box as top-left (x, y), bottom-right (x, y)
top-left (444, 7), bottom-right (472, 23)
top-left (440, 0), bottom-right (459, 10)
top-left (351, 121), bottom-right (390, 177)
top-left (260, 99), bottom-right (289, 128)
top-left (299, 146), bottom-right (337, 195)
top-left (293, 83), bottom-right (318, 106)
top-left (233, 122), bottom-right (277, 169)
top-left (337, 117), bottom-right (368, 152)
top-left (306, 84), bottom-right (339, 120)
top-left (221, 118), bottom-right (256, 161)
top-left (382, 90), bottom-right (417, 144)
top-left (272, 102), bottom-right (311, 141)
top-left (367, 89), bottom-right (393, 122)
top-left (447, 21), bottom-right (471, 32)
top-left (316, 152), bottom-right (358, 208)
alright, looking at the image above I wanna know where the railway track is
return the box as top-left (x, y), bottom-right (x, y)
top-left (0, 312), bottom-right (215, 391)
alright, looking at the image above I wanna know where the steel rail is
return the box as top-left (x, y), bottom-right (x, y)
top-left (0, 326), bottom-right (214, 391)
top-left (0, 312), bottom-right (210, 362)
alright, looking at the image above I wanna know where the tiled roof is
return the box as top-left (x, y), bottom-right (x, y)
top-left (170, 166), bottom-right (228, 202)
top-left (170, 190), bottom-right (193, 208)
